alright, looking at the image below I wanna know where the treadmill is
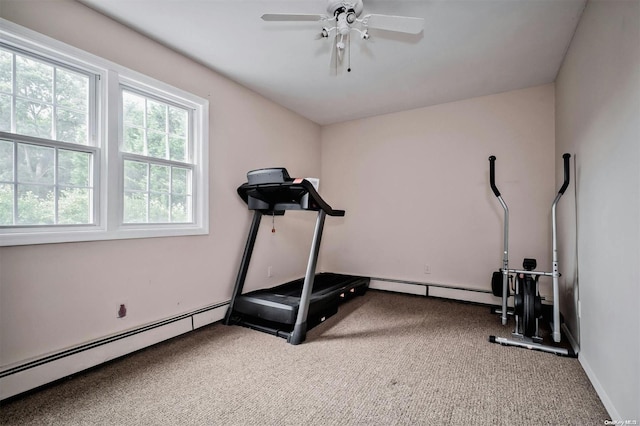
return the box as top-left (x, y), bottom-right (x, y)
top-left (224, 168), bottom-right (369, 345)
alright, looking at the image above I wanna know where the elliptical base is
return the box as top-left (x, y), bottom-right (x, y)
top-left (489, 335), bottom-right (576, 357)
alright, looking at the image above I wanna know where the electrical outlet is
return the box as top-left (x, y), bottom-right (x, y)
top-left (424, 264), bottom-right (431, 274)
top-left (268, 266), bottom-right (273, 278)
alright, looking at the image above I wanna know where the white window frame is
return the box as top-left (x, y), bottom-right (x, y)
top-left (0, 19), bottom-right (209, 246)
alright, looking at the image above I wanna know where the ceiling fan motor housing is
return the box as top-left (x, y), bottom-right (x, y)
top-left (327, 0), bottom-right (363, 18)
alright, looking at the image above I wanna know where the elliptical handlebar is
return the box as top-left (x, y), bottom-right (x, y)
top-left (558, 153), bottom-right (571, 195)
top-left (488, 155), bottom-right (501, 197)
top-left (490, 154), bottom-right (571, 197)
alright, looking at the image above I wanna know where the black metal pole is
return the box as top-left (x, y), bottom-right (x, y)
top-left (289, 210), bottom-right (326, 345)
top-left (224, 211), bottom-right (262, 325)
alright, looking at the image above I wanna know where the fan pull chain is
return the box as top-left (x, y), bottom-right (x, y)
top-left (272, 212), bottom-right (276, 233)
top-left (348, 33), bottom-right (351, 72)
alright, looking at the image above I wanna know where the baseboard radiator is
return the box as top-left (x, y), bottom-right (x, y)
top-left (369, 277), bottom-right (501, 305)
top-left (0, 303), bottom-right (228, 401)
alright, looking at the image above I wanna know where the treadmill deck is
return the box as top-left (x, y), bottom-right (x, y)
top-left (230, 273), bottom-right (369, 333)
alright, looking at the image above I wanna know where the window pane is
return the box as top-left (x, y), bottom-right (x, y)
top-left (16, 55), bottom-right (53, 103)
top-left (149, 193), bottom-right (169, 223)
top-left (124, 160), bottom-right (148, 191)
top-left (57, 108), bottom-right (88, 144)
top-left (171, 195), bottom-right (190, 223)
top-left (58, 187), bottom-right (91, 224)
top-left (171, 167), bottom-right (190, 195)
top-left (16, 99), bottom-right (52, 139)
top-left (58, 149), bottom-right (91, 187)
top-left (147, 100), bottom-right (166, 132)
top-left (123, 91), bottom-right (144, 126)
top-left (168, 106), bottom-right (186, 136)
top-left (17, 184), bottom-right (54, 224)
top-left (123, 126), bottom-right (144, 155)
top-left (0, 49), bottom-right (12, 94)
top-left (147, 131), bottom-right (166, 159)
top-left (0, 93), bottom-right (11, 132)
top-left (150, 164), bottom-right (169, 193)
top-left (0, 140), bottom-right (13, 181)
top-left (118, 85), bottom-right (199, 229)
top-left (55, 68), bottom-right (88, 111)
top-left (123, 191), bottom-right (147, 223)
top-left (169, 135), bottom-right (186, 162)
top-left (0, 183), bottom-right (13, 225)
top-left (17, 143), bottom-right (54, 184)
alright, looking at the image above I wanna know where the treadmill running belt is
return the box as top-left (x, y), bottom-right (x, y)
top-left (230, 273), bottom-right (369, 330)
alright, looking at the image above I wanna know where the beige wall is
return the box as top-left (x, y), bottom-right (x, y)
top-left (319, 85), bottom-right (556, 295)
top-left (3, 1), bottom-right (636, 418)
top-left (556, 0), bottom-right (639, 420)
top-left (0, 0), bottom-right (321, 366)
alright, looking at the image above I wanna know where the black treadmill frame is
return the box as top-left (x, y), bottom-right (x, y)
top-left (224, 168), bottom-right (364, 345)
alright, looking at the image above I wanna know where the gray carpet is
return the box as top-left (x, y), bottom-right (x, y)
top-left (0, 291), bottom-right (608, 425)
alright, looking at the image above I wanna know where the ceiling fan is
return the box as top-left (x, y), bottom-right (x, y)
top-left (262, 0), bottom-right (425, 73)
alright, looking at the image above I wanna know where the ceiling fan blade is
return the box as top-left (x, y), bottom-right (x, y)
top-left (261, 13), bottom-right (326, 22)
top-left (364, 14), bottom-right (424, 34)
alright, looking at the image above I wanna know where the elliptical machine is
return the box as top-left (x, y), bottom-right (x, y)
top-left (488, 153), bottom-right (575, 356)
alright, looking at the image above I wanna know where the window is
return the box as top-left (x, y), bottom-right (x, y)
top-left (121, 89), bottom-right (193, 224)
top-left (0, 20), bottom-right (208, 246)
top-left (0, 46), bottom-right (97, 228)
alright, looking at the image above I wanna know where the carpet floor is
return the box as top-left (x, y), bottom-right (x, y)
top-left (0, 291), bottom-right (609, 425)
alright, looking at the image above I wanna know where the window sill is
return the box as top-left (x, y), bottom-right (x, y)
top-left (0, 223), bottom-right (208, 247)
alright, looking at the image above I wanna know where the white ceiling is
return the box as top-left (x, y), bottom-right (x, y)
top-left (79, 0), bottom-right (586, 125)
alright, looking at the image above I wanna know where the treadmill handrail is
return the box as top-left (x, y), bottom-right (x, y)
top-left (237, 178), bottom-right (345, 216)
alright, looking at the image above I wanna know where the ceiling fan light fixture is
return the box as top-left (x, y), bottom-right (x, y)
top-left (337, 13), bottom-right (351, 35)
top-left (262, 0), bottom-right (424, 74)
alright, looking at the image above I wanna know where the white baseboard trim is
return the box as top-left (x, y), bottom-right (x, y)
top-left (428, 286), bottom-right (501, 305)
top-left (579, 353), bottom-right (619, 420)
top-left (561, 322), bottom-right (580, 355)
top-left (0, 303), bottom-right (228, 401)
top-left (369, 279), bottom-right (427, 296)
top-left (370, 277), bottom-right (499, 306)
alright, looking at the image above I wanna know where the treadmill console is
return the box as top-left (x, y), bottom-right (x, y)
top-left (247, 168), bottom-right (291, 185)
top-left (238, 168), bottom-right (345, 217)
